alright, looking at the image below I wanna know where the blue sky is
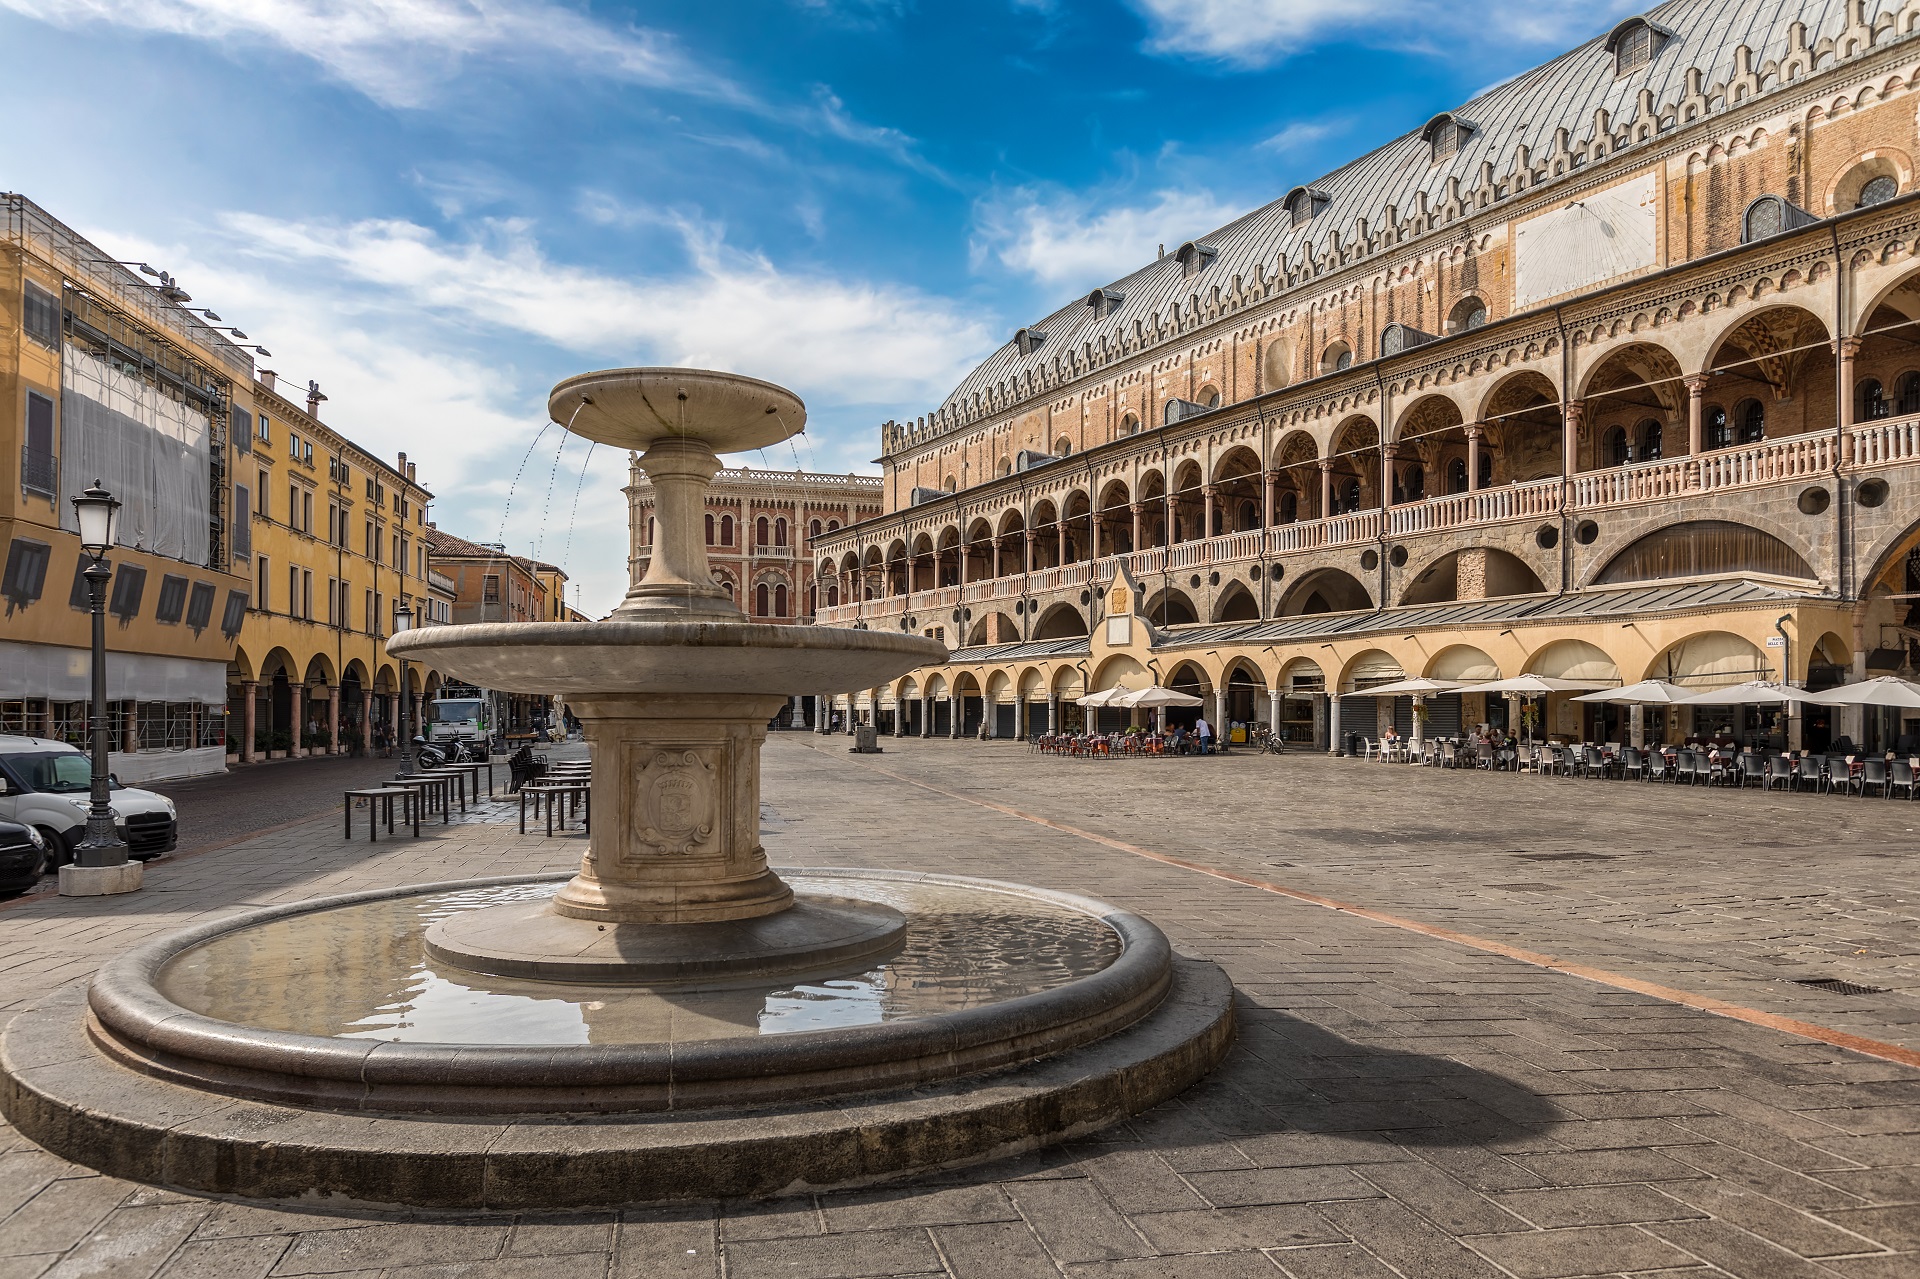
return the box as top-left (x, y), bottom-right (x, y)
top-left (0, 0), bottom-right (1635, 613)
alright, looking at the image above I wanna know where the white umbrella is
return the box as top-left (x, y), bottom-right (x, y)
top-left (1471, 674), bottom-right (1610, 694)
top-left (1806, 676), bottom-right (1920, 709)
top-left (1345, 677), bottom-right (1462, 697)
top-left (1572, 680), bottom-right (1687, 705)
top-left (1672, 680), bottom-right (1819, 706)
top-left (1075, 687), bottom-right (1131, 707)
top-left (1113, 685), bottom-right (1205, 709)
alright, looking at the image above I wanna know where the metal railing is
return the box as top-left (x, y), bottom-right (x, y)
top-left (19, 446), bottom-right (55, 497)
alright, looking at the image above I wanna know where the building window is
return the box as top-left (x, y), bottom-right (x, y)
top-left (775, 518), bottom-right (788, 547)
top-left (1612, 19), bottom-right (1665, 73)
top-left (1, 537), bottom-right (50, 609)
top-left (756, 516), bottom-right (769, 546)
top-left (232, 485), bottom-right (251, 557)
top-left (22, 282), bottom-right (60, 349)
top-left (256, 556), bottom-right (270, 612)
top-left (108, 565), bottom-right (146, 621)
top-left (483, 574), bottom-right (501, 603)
top-left (1448, 298), bottom-right (1487, 334)
top-left (1859, 379), bottom-right (1890, 420)
top-left (1446, 460), bottom-right (1468, 494)
top-left (755, 583), bottom-right (769, 616)
top-left (722, 515), bottom-right (735, 546)
top-left (1639, 420), bottom-right (1663, 461)
top-left (1423, 114), bottom-right (1475, 161)
top-left (155, 574), bottom-right (188, 624)
top-left (1285, 187), bottom-right (1327, 227)
top-left (828, 520), bottom-right (840, 532)
top-left (1736, 399), bottom-right (1766, 444)
top-left (774, 583), bottom-right (788, 617)
top-left (186, 581), bottom-right (215, 632)
top-left (1281, 489), bottom-right (1301, 519)
top-left (221, 590), bottom-right (248, 638)
top-left (257, 414), bottom-right (271, 444)
top-left (288, 565), bottom-right (300, 618)
top-left (809, 519), bottom-right (822, 538)
top-left (1859, 175), bottom-right (1899, 208)
top-left (289, 484), bottom-right (299, 530)
top-left (705, 513), bottom-right (715, 545)
top-left (1899, 371), bottom-right (1920, 415)
top-left (257, 470), bottom-right (270, 520)
top-left (22, 391), bottom-right (55, 497)
top-left (1606, 426), bottom-right (1631, 465)
top-left (1704, 405), bottom-right (1730, 450)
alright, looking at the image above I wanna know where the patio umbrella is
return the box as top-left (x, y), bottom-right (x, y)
top-left (1571, 680), bottom-right (1687, 705)
top-left (1343, 677), bottom-right (1462, 697)
top-left (1075, 687), bottom-right (1131, 707)
top-left (1113, 685), bottom-right (1205, 709)
top-left (1470, 674), bottom-right (1610, 694)
top-left (1671, 680), bottom-right (1819, 706)
top-left (1806, 676), bottom-right (1920, 708)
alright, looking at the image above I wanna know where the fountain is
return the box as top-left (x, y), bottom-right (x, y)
top-left (0, 369), bottom-right (1234, 1210)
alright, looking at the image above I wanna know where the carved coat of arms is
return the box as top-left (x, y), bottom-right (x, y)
top-left (632, 750), bottom-right (716, 856)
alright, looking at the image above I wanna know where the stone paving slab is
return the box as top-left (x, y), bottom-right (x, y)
top-left (0, 737), bottom-right (1910, 1276)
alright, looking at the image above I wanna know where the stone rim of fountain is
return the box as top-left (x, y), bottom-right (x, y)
top-left (77, 870), bottom-right (1176, 1114)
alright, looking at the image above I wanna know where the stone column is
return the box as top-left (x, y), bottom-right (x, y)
top-left (1024, 530), bottom-right (1035, 574)
top-left (1411, 695), bottom-right (1425, 754)
top-left (1562, 399), bottom-right (1584, 477)
top-left (1214, 687), bottom-right (1227, 741)
top-left (1090, 509), bottom-right (1102, 561)
top-left (241, 680), bottom-right (257, 763)
top-left (1684, 375), bottom-right (1707, 481)
top-left (1203, 485), bottom-right (1217, 538)
top-left (1629, 702), bottom-right (1645, 749)
top-left (1130, 503), bottom-right (1143, 550)
top-left (1269, 688), bottom-right (1282, 736)
top-left (1318, 459), bottom-right (1333, 518)
top-left (328, 685), bottom-right (340, 754)
top-left (984, 698), bottom-right (996, 739)
top-left (1263, 470), bottom-right (1277, 528)
top-left (1048, 694), bottom-right (1058, 735)
top-left (1057, 515), bottom-right (1068, 565)
top-left (289, 684), bottom-right (305, 758)
top-left (1380, 444), bottom-right (1397, 507)
top-left (816, 694), bottom-right (829, 734)
top-left (1838, 336), bottom-right (1862, 463)
top-left (894, 697), bottom-right (906, 737)
top-left (958, 538), bottom-right (969, 592)
top-left (948, 695), bottom-right (960, 739)
top-left (1328, 692), bottom-right (1342, 754)
top-left (1016, 697), bottom-right (1027, 740)
top-left (1465, 425), bottom-right (1483, 492)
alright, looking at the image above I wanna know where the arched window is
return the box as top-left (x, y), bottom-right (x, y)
top-left (704, 513), bottom-right (715, 545)
top-left (1321, 341), bottom-right (1352, 374)
top-left (720, 515), bottom-right (734, 546)
top-left (1859, 175), bottom-right (1898, 208)
top-left (1401, 466), bottom-right (1424, 502)
top-left (827, 584), bottom-right (839, 606)
top-left (1053, 436), bottom-right (1072, 457)
top-left (648, 516), bottom-right (656, 545)
top-left (1448, 458), bottom-right (1468, 493)
top-left (1606, 426), bottom-right (1631, 465)
top-left (1341, 480), bottom-right (1362, 512)
top-left (809, 519), bottom-right (821, 538)
top-left (1280, 491), bottom-right (1299, 521)
top-left (1448, 297), bottom-right (1487, 333)
top-left (1238, 499), bottom-right (1258, 529)
top-left (1612, 19), bottom-right (1664, 73)
top-left (1860, 379), bottom-right (1890, 420)
top-left (754, 583), bottom-right (769, 616)
top-left (1900, 372), bottom-right (1920, 415)
top-left (1639, 420), bottom-right (1663, 461)
top-left (1477, 450), bottom-right (1494, 488)
top-left (774, 584), bottom-right (788, 617)
top-left (775, 518), bottom-right (788, 547)
top-left (755, 516), bottom-right (768, 546)
top-left (1704, 405), bottom-right (1730, 450)
top-left (827, 519), bottom-right (840, 532)
top-left (1119, 415), bottom-right (1140, 437)
top-left (1736, 399), bottom-right (1765, 444)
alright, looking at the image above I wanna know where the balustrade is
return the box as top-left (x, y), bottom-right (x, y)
top-left (1851, 412), bottom-right (1920, 465)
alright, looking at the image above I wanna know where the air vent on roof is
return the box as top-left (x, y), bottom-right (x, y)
top-left (1085, 288), bottom-right (1124, 319)
top-left (1381, 323), bottom-right (1438, 357)
top-left (1014, 327), bottom-right (1046, 357)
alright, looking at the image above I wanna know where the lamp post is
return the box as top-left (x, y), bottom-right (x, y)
top-left (63, 482), bottom-right (139, 896)
top-left (393, 600), bottom-right (413, 772)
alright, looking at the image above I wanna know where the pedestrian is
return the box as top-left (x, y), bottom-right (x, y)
top-left (1194, 714), bottom-right (1214, 755)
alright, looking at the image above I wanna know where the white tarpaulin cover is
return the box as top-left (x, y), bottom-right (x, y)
top-left (59, 345), bottom-right (211, 564)
top-left (0, 640), bottom-right (227, 705)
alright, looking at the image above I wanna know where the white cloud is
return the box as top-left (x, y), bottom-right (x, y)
top-left (1125, 0), bottom-right (1629, 69)
top-left (0, 0), bottom-right (733, 108)
top-left (971, 185), bottom-right (1243, 290)
top-left (223, 212), bottom-right (996, 401)
top-left (1260, 119), bottom-right (1340, 153)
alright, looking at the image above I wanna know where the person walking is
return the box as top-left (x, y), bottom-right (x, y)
top-left (1195, 714), bottom-right (1214, 755)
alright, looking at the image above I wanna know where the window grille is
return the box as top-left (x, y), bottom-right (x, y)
top-left (22, 282), bottom-right (60, 348)
top-left (1617, 23), bottom-right (1654, 72)
top-left (1859, 175), bottom-right (1898, 208)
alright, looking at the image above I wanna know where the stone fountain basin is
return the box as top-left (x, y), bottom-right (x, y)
top-left (386, 620), bottom-right (945, 695)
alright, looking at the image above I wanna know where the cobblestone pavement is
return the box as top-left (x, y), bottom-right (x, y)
top-left (0, 734), bottom-right (1914, 1278)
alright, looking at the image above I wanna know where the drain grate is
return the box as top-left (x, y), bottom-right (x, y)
top-left (1512, 851), bottom-right (1615, 862)
top-left (1794, 978), bottom-right (1886, 996)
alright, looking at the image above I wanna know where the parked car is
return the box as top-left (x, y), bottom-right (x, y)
top-left (0, 820), bottom-right (48, 896)
top-left (0, 736), bottom-right (178, 868)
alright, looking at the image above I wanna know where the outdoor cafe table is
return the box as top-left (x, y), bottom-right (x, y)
top-left (519, 781), bottom-right (590, 836)
top-left (410, 767), bottom-right (472, 811)
top-left (436, 759), bottom-right (495, 799)
top-left (389, 775), bottom-right (454, 822)
top-left (343, 786), bottom-right (419, 842)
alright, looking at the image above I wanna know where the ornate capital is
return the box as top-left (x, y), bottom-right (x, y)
top-left (1683, 375), bottom-right (1709, 396)
top-left (1464, 423), bottom-right (1483, 442)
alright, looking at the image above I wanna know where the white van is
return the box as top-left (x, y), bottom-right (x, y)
top-left (0, 736), bottom-right (178, 867)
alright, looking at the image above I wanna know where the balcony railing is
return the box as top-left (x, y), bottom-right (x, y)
top-left (808, 418), bottom-right (1920, 632)
top-left (19, 446), bottom-right (55, 497)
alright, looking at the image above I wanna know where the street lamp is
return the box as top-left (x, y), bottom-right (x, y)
top-left (65, 481), bottom-right (137, 895)
top-left (393, 601), bottom-right (414, 772)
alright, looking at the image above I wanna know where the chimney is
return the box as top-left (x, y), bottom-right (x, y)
top-left (258, 369), bottom-right (277, 392)
top-left (306, 379), bottom-right (328, 419)
top-left (398, 451), bottom-right (408, 475)
top-left (407, 462), bottom-right (417, 482)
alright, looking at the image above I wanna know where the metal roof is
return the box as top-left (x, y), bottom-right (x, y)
top-left (923, 0), bottom-right (1908, 432)
top-left (946, 636), bottom-right (1092, 664)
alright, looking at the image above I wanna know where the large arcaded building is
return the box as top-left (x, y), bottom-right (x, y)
top-left (814, 0), bottom-right (1920, 751)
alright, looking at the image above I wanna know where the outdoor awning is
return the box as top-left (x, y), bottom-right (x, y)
top-left (1343, 677), bottom-right (1462, 698)
top-left (1473, 674), bottom-right (1610, 695)
top-left (1112, 686), bottom-right (1204, 709)
top-left (1671, 680), bottom-right (1819, 706)
top-left (1571, 680), bottom-right (1687, 705)
top-left (1807, 676), bottom-right (1920, 708)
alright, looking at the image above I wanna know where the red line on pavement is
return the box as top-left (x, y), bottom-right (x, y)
top-left (831, 747), bottom-right (1920, 1072)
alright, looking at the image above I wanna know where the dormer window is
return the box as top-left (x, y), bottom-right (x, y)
top-left (1085, 288), bottom-right (1124, 319)
top-left (1284, 186), bottom-right (1329, 228)
top-left (1380, 323), bottom-right (1436, 356)
top-left (1014, 327), bottom-right (1046, 357)
top-left (1174, 241), bottom-right (1217, 278)
top-left (1421, 113), bottom-right (1475, 161)
top-left (1741, 194), bottom-right (1815, 242)
top-left (1607, 17), bottom-right (1671, 75)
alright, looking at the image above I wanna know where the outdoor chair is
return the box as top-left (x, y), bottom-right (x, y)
top-left (1739, 754), bottom-right (1766, 788)
top-left (1856, 758), bottom-right (1889, 798)
top-left (1829, 756), bottom-right (1854, 796)
top-left (1764, 755), bottom-right (1794, 790)
top-left (1495, 748), bottom-right (1516, 771)
top-left (1619, 747), bottom-right (1645, 781)
top-left (1689, 752), bottom-right (1716, 787)
top-left (1889, 759), bottom-right (1916, 801)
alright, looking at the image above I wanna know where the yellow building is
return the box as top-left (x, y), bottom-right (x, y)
top-left (1, 194), bottom-right (251, 781)
top-left (225, 376), bottom-right (440, 763)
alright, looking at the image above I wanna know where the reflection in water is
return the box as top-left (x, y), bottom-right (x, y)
top-left (157, 878), bottom-right (1120, 1047)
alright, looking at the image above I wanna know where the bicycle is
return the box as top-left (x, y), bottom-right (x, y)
top-left (1248, 726), bottom-right (1287, 756)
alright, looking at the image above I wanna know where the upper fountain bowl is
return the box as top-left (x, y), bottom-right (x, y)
top-left (551, 368), bottom-right (804, 455)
